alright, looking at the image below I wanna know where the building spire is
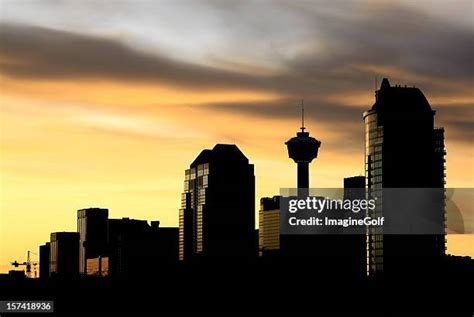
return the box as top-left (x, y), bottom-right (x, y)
top-left (380, 77), bottom-right (390, 90)
top-left (301, 99), bottom-right (305, 132)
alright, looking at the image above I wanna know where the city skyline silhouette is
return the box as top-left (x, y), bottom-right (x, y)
top-left (1, 74), bottom-right (473, 313)
top-left (0, 1), bottom-right (473, 314)
top-left (1, 1), bottom-right (473, 272)
top-left (3, 78), bottom-right (474, 277)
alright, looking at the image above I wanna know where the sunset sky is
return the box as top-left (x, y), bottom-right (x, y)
top-left (0, 0), bottom-right (473, 273)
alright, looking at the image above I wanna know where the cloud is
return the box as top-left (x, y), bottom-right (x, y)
top-left (1, 0), bottom-right (472, 97)
top-left (283, 2), bottom-right (474, 80)
top-left (0, 23), bottom-right (276, 92)
top-left (200, 98), bottom-right (365, 154)
top-left (202, 98), bottom-right (363, 124)
top-left (436, 104), bottom-right (474, 144)
top-left (0, 1), bottom-right (472, 146)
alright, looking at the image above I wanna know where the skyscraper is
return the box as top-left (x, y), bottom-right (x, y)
top-left (363, 78), bottom-right (446, 276)
top-left (179, 144), bottom-right (255, 261)
top-left (50, 232), bottom-right (79, 278)
top-left (77, 208), bottom-right (109, 275)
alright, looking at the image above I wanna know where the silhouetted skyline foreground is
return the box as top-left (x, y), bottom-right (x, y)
top-left (1, 79), bottom-right (473, 314)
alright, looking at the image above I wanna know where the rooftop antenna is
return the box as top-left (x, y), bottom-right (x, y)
top-left (374, 76), bottom-right (379, 101)
top-left (301, 99), bottom-right (305, 132)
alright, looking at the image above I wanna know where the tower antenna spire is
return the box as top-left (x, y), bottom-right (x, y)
top-left (301, 99), bottom-right (305, 132)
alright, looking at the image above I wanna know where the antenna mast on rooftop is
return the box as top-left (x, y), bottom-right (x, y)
top-left (301, 99), bottom-right (305, 132)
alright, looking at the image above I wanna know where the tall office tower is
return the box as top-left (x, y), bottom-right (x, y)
top-left (179, 144), bottom-right (255, 261)
top-left (363, 78), bottom-right (446, 276)
top-left (77, 208), bottom-right (109, 275)
top-left (50, 232), bottom-right (79, 278)
top-left (259, 196), bottom-right (280, 257)
top-left (39, 242), bottom-right (50, 278)
top-left (286, 106), bottom-right (321, 188)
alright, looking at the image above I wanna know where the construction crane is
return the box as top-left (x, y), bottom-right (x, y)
top-left (11, 251), bottom-right (38, 278)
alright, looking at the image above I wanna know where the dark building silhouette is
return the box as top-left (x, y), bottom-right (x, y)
top-left (75, 206), bottom-right (177, 277)
top-left (344, 176), bottom-right (366, 191)
top-left (278, 176), bottom-right (367, 277)
top-left (0, 270), bottom-right (26, 281)
top-left (150, 221), bottom-right (179, 265)
top-left (77, 208), bottom-right (109, 275)
top-left (39, 242), bottom-right (50, 279)
top-left (179, 144), bottom-right (255, 261)
top-left (107, 218), bottom-right (178, 277)
top-left (363, 78), bottom-right (446, 276)
top-left (343, 176), bottom-right (367, 277)
top-left (50, 232), bottom-right (79, 278)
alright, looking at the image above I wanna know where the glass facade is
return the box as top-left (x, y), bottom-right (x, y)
top-left (258, 209), bottom-right (280, 256)
top-left (50, 238), bottom-right (58, 275)
top-left (258, 196), bottom-right (281, 257)
top-left (86, 256), bottom-right (109, 276)
top-left (364, 110), bottom-right (384, 274)
top-left (433, 128), bottom-right (447, 254)
top-left (77, 210), bottom-right (87, 274)
top-left (178, 197), bottom-right (186, 260)
top-left (77, 208), bottom-right (108, 275)
top-left (179, 163), bottom-right (209, 260)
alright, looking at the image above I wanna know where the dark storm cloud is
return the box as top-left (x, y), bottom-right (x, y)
top-left (1, 1), bottom-right (472, 97)
top-left (0, 23), bottom-right (348, 97)
top-left (0, 23), bottom-right (381, 101)
top-left (282, 3), bottom-right (474, 81)
top-left (0, 23), bottom-right (272, 91)
top-left (201, 1), bottom-right (473, 84)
